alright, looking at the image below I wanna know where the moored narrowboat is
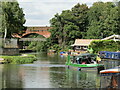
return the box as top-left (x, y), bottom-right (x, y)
top-left (66, 53), bottom-right (104, 72)
top-left (99, 51), bottom-right (120, 60)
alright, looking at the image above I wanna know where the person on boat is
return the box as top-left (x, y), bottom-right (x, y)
top-left (76, 57), bottom-right (79, 64)
top-left (68, 51), bottom-right (71, 55)
top-left (72, 56), bottom-right (76, 63)
top-left (87, 57), bottom-right (92, 64)
top-left (81, 59), bottom-right (87, 64)
top-left (76, 57), bottom-right (81, 64)
top-left (81, 61), bottom-right (86, 64)
top-left (96, 55), bottom-right (101, 63)
top-left (91, 60), bottom-right (97, 64)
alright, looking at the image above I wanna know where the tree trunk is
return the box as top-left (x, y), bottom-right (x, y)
top-left (4, 27), bottom-right (7, 41)
top-left (58, 36), bottom-right (63, 46)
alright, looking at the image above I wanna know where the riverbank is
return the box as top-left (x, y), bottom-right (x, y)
top-left (0, 54), bottom-right (37, 64)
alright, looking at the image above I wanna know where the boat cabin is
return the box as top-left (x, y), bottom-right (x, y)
top-left (99, 51), bottom-right (120, 60)
top-left (71, 53), bottom-right (97, 64)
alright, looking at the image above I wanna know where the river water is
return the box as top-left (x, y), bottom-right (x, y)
top-left (0, 52), bottom-right (119, 88)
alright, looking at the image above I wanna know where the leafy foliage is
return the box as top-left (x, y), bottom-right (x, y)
top-left (86, 2), bottom-right (119, 39)
top-left (46, 2), bottom-right (119, 52)
top-left (89, 40), bottom-right (120, 53)
top-left (1, 1), bottom-right (26, 38)
top-left (1, 54), bottom-right (37, 64)
top-left (27, 2), bottom-right (120, 52)
top-left (49, 3), bottom-right (89, 50)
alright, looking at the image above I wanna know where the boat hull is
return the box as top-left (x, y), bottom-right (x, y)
top-left (100, 66), bottom-right (120, 74)
top-left (66, 53), bottom-right (104, 72)
top-left (66, 63), bottom-right (104, 72)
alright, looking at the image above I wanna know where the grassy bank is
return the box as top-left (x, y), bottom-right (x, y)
top-left (0, 54), bottom-right (37, 64)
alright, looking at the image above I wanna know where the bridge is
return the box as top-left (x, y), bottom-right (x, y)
top-left (12, 26), bottom-right (51, 39)
top-left (11, 26), bottom-right (52, 50)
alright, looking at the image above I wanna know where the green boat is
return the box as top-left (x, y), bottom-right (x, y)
top-left (66, 53), bottom-right (104, 72)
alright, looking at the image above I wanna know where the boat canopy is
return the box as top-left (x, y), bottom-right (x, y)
top-left (71, 53), bottom-right (97, 61)
top-left (100, 66), bottom-right (120, 76)
top-left (77, 53), bottom-right (96, 57)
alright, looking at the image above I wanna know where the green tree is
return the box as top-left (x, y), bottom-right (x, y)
top-left (71, 3), bottom-right (88, 35)
top-left (89, 40), bottom-right (120, 53)
top-left (50, 13), bottom-right (64, 47)
top-left (86, 2), bottom-right (119, 39)
top-left (49, 3), bottom-right (89, 50)
top-left (0, 2), bottom-right (3, 37)
top-left (1, 0), bottom-right (26, 38)
top-left (28, 2), bottom-right (119, 52)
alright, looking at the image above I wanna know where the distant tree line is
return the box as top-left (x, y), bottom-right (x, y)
top-left (2, 1), bottom-right (119, 52)
top-left (40, 1), bottom-right (119, 52)
top-left (27, 1), bottom-right (120, 52)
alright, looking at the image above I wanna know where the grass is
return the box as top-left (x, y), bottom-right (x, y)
top-left (0, 54), bottom-right (37, 64)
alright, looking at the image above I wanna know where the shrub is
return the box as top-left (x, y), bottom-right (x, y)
top-left (89, 40), bottom-right (120, 53)
top-left (1, 54), bottom-right (37, 64)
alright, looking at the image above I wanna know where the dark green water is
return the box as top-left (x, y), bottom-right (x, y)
top-left (0, 52), bottom-right (119, 88)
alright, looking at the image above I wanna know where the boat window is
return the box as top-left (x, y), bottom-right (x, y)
top-left (81, 46), bottom-right (84, 50)
top-left (115, 54), bottom-right (118, 59)
top-left (101, 53), bottom-right (105, 58)
top-left (83, 46), bottom-right (88, 50)
top-left (112, 54), bottom-right (114, 58)
top-left (75, 46), bottom-right (80, 49)
top-left (104, 53), bottom-right (107, 57)
top-left (107, 53), bottom-right (111, 58)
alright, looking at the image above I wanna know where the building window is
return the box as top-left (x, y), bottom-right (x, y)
top-left (83, 46), bottom-right (88, 50)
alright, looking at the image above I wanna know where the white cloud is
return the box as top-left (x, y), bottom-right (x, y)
top-left (24, 19), bottom-right (49, 26)
top-left (18, 0), bottom-right (114, 26)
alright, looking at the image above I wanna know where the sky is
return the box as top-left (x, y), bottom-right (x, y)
top-left (17, 0), bottom-right (115, 27)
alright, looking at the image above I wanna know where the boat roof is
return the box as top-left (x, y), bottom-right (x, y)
top-left (75, 53), bottom-right (96, 58)
top-left (78, 53), bottom-right (96, 56)
top-left (100, 51), bottom-right (120, 54)
top-left (100, 66), bottom-right (120, 76)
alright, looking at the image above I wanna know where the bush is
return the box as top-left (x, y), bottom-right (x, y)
top-left (89, 40), bottom-right (120, 53)
top-left (1, 54), bottom-right (37, 64)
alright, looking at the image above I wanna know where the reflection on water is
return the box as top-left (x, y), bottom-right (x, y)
top-left (50, 67), bottom-right (100, 88)
top-left (0, 52), bottom-right (120, 88)
top-left (0, 65), bottom-right (3, 89)
top-left (102, 60), bottom-right (120, 69)
top-left (2, 64), bottom-right (23, 88)
top-left (100, 60), bottom-right (120, 89)
top-left (1, 65), bottom-right (100, 88)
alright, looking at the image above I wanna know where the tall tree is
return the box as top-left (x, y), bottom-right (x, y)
top-left (0, 2), bottom-right (3, 38)
top-left (50, 13), bottom-right (64, 47)
top-left (71, 4), bottom-right (88, 32)
top-left (49, 3), bottom-right (89, 49)
top-left (1, 0), bottom-right (26, 38)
